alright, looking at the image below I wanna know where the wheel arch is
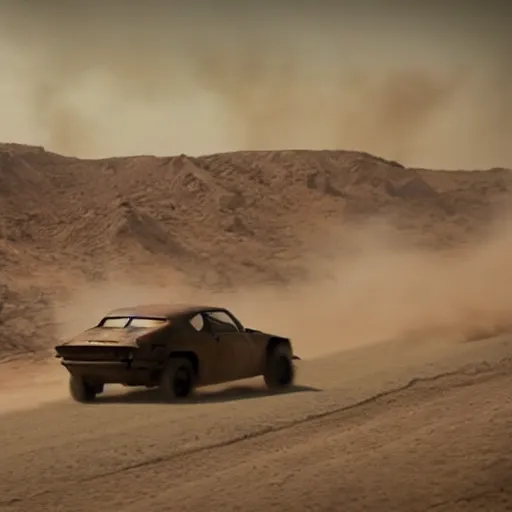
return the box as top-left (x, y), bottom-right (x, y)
top-left (168, 350), bottom-right (199, 377)
top-left (266, 336), bottom-right (292, 356)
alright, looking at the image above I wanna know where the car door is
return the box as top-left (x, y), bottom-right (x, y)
top-left (186, 312), bottom-right (229, 385)
top-left (203, 310), bottom-right (258, 381)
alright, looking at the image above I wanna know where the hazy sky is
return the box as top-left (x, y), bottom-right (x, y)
top-left (0, 0), bottom-right (510, 169)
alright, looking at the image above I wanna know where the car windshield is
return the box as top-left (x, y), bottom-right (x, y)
top-left (100, 317), bottom-right (168, 328)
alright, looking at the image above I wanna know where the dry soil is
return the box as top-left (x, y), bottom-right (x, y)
top-left (1, 144), bottom-right (512, 511)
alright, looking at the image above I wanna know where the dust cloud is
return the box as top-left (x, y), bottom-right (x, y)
top-left (1, 1), bottom-right (511, 362)
top-left (0, 1), bottom-right (510, 169)
top-left (54, 215), bottom-right (512, 360)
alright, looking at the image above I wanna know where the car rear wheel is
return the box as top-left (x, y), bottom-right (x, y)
top-left (159, 358), bottom-right (195, 401)
top-left (69, 375), bottom-right (97, 403)
top-left (264, 343), bottom-right (295, 390)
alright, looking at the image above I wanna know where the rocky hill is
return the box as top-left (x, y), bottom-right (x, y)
top-left (1, 143), bottom-right (511, 360)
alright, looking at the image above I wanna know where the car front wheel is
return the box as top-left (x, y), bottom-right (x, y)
top-left (264, 343), bottom-right (295, 390)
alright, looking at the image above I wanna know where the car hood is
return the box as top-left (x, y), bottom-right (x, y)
top-left (59, 326), bottom-right (158, 347)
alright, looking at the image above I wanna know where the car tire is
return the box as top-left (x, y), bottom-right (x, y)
top-left (159, 357), bottom-right (195, 401)
top-left (94, 383), bottom-right (105, 395)
top-left (69, 375), bottom-right (97, 403)
top-left (264, 343), bottom-right (295, 390)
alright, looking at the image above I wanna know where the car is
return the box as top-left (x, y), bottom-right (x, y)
top-left (54, 303), bottom-right (301, 403)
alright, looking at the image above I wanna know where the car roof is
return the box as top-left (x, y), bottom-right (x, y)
top-left (104, 303), bottom-right (219, 320)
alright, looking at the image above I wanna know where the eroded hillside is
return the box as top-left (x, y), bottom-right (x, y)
top-left (1, 143), bottom-right (511, 360)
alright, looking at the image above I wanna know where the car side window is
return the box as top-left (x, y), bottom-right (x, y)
top-left (189, 313), bottom-right (205, 332)
top-left (204, 311), bottom-right (239, 334)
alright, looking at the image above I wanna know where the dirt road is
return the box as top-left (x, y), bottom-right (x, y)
top-left (0, 336), bottom-right (511, 512)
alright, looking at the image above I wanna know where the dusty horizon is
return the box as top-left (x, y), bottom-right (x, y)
top-left (0, 0), bottom-right (510, 170)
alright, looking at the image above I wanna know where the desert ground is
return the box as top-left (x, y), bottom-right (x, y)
top-left (0, 143), bottom-right (512, 511)
top-left (0, 334), bottom-right (511, 512)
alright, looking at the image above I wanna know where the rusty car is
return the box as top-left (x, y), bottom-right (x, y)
top-left (54, 303), bottom-right (300, 402)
